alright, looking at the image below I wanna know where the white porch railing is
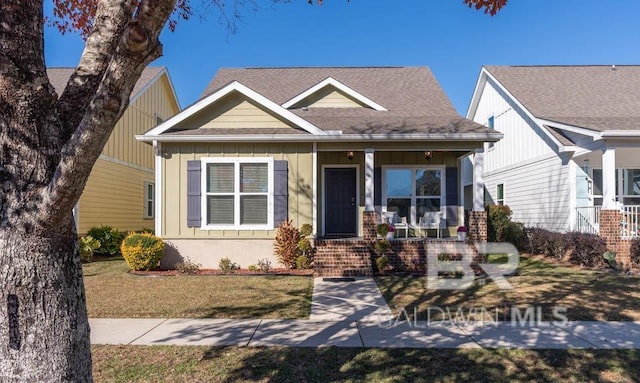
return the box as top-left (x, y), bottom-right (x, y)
top-left (621, 205), bottom-right (640, 239)
top-left (575, 206), bottom-right (600, 235)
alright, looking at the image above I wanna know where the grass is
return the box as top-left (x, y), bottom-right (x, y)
top-left (92, 345), bottom-right (640, 382)
top-left (83, 257), bottom-right (312, 319)
top-left (376, 255), bottom-right (640, 321)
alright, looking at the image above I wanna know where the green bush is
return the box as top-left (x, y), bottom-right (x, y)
top-left (120, 233), bottom-right (164, 271)
top-left (375, 239), bottom-right (391, 255)
top-left (79, 236), bottom-right (100, 263)
top-left (295, 255), bottom-right (312, 269)
top-left (218, 257), bottom-right (239, 273)
top-left (248, 264), bottom-right (259, 272)
top-left (486, 204), bottom-right (513, 242)
top-left (376, 255), bottom-right (389, 273)
top-left (87, 225), bottom-right (125, 256)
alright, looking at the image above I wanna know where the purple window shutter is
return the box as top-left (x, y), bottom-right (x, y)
top-left (273, 160), bottom-right (288, 227)
top-left (186, 160), bottom-right (201, 227)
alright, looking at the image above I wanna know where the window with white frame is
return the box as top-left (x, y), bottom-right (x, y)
top-left (201, 158), bottom-right (273, 229)
top-left (383, 167), bottom-right (444, 225)
top-left (591, 168), bottom-right (640, 206)
top-left (143, 182), bottom-right (154, 218)
top-left (497, 184), bottom-right (504, 206)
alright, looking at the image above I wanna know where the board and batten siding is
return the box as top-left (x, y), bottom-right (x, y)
top-left (78, 158), bottom-right (154, 234)
top-left (484, 153), bottom-right (573, 232)
top-left (102, 74), bottom-right (179, 169)
top-left (161, 143), bottom-right (313, 239)
top-left (172, 92), bottom-right (298, 131)
top-left (471, 77), bottom-right (556, 174)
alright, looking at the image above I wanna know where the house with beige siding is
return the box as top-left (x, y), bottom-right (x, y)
top-left (138, 67), bottom-right (501, 268)
top-left (48, 67), bottom-right (181, 234)
top-left (464, 65), bottom-right (640, 241)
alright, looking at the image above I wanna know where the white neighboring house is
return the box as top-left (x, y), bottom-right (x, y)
top-left (463, 65), bottom-right (640, 237)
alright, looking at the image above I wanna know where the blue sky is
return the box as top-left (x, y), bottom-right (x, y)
top-left (45, 0), bottom-right (640, 115)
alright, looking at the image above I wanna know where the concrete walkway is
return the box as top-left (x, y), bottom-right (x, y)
top-left (90, 277), bottom-right (640, 349)
top-left (90, 318), bottom-right (640, 349)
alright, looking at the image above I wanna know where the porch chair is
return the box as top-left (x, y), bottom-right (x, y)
top-left (382, 212), bottom-right (409, 239)
top-left (417, 211), bottom-right (447, 239)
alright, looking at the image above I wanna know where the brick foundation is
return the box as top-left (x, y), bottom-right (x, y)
top-left (362, 211), bottom-right (378, 240)
top-left (468, 211), bottom-right (487, 243)
top-left (599, 210), bottom-right (632, 267)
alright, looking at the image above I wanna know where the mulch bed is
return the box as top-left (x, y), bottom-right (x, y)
top-left (129, 268), bottom-right (314, 277)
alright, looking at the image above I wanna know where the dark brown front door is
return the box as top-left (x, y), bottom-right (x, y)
top-left (325, 168), bottom-right (357, 237)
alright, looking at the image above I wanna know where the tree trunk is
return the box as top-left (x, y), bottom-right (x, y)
top-left (0, 219), bottom-right (92, 382)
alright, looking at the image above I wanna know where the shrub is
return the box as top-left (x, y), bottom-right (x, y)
top-left (564, 232), bottom-right (607, 268)
top-left (526, 227), bottom-right (566, 258)
top-left (87, 225), bottom-right (125, 256)
top-left (274, 220), bottom-right (300, 269)
top-left (503, 221), bottom-right (528, 251)
top-left (376, 255), bottom-right (389, 273)
top-left (487, 204), bottom-right (513, 242)
top-left (218, 257), bottom-right (239, 273)
top-left (175, 258), bottom-right (201, 274)
top-left (79, 236), bottom-right (100, 263)
top-left (631, 238), bottom-right (640, 269)
top-left (295, 255), bottom-right (312, 269)
top-left (603, 251), bottom-right (621, 270)
top-left (248, 264), bottom-right (259, 272)
top-left (257, 258), bottom-right (272, 273)
top-left (375, 239), bottom-right (390, 255)
top-left (299, 223), bottom-right (313, 237)
top-left (120, 233), bottom-right (164, 271)
top-left (376, 223), bottom-right (391, 237)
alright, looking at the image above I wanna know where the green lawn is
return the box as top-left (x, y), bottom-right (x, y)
top-left (92, 345), bottom-right (639, 383)
top-left (83, 258), bottom-right (313, 319)
top-left (376, 255), bottom-right (640, 321)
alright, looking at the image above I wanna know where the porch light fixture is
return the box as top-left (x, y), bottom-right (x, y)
top-left (424, 151), bottom-right (433, 160)
top-left (347, 151), bottom-right (355, 160)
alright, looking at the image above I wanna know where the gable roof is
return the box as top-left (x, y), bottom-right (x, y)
top-left (47, 66), bottom-right (175, 105)
top-left (141, 66), bottom-right (500, 142)
top-left (484, 65), bottom-right (640, 132)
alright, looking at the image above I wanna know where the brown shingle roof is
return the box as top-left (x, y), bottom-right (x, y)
top-left (486, 65), bottom-right (640, 131)
top-left (47, 66), bottom-right (165, 99)
top-left (189, 67), bottom-right (494, 136)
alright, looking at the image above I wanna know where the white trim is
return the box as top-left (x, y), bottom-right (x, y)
top-left (143, 181), bottom-right (155, 219)
top-left (73, 203), bottom-right (80, 234)
top-left (467, 68), bottom-right (565, 152)
top-left (98, 154), bottom-right (153, 173)
top-left (601, 130), bottom-right (640, 138)
top-left (321, 165), bottom-right (360, 237)
top-left (137, 132), bottom-right (502, 143)
top-left (282, 77), bottom-right (388, 111)
top-left (130, 68), bottom-right (181, 110)
top-left (537, 119), bottom-right (602, 139)
top-left (200, 157), bottom-right (274, 230)
top-left (312, 143), bottom-right (318, 237)
top-left (154, 141), bottom-right (162, 236)
top-left (568, 160), bottom-right (577, 231)
top-left (364, 149), bottom-right (375, 211)
top-left (380, 165), bottom-right (446, 225)
top-left (143, 81), bottom-right (325, 137)
top-left (472, 148), bottom-right (484, 211)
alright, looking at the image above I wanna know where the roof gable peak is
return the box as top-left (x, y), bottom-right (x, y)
top-left (282, 77), bottom-right (388, 111)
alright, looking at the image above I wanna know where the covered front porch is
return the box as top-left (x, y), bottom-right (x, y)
top-left (314, 144), bottom-right (488, 241)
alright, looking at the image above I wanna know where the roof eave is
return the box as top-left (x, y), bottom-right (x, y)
top-left (136, 132), bottom-right (503, 143)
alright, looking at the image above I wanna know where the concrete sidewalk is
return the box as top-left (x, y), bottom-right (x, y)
top-left (90, 319), bottom-right (640, 349)
top-left (89, 277), bottom-right (640, 349)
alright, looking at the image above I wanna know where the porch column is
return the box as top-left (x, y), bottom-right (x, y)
top-left (472, 148), bottom-right (485, 211)
top-left (602, 144), bottom-right (617, 209)
top-left (364, 148), bottom-right (375, 212)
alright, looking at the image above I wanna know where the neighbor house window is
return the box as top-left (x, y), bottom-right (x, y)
top-left (487, 115), bottom-right (495, 149)
top-left (497, 184), bottom-right (504, 205)
top-left (201, 158), bottom-right (273, 229)
top-left (621, 168), bottom-right (640, 205)
top-left (383, 167), bottom-right (444, 225)
top-left (144, 182), bottom-right (154, 218)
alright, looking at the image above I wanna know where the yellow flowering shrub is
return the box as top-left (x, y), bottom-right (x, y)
top-left (120, 233), bottom-right (164, 271)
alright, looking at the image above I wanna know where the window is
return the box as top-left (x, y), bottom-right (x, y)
top-left (487, 115), bottom-right (495, 149)
top-left (497, 184), bottom-right (504, 205)
top-left (383, 167), bottom-right (444, 224)
top-left (154, 114), bottom-right (164, 127)
top-left (143, 182), bottom-right (154, 218)
top-left (201, 158), bottom-right (273, 229)
top-left (621, 168), bottom-right (640, 205)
